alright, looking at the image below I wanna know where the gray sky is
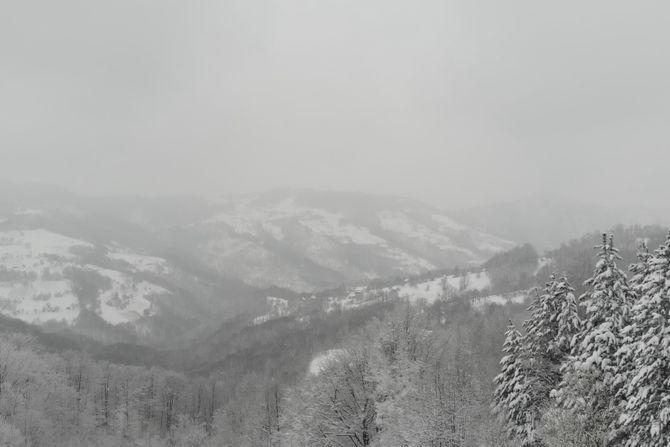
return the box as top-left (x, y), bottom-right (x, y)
top-left (1, 0), bottom-right (669, 208)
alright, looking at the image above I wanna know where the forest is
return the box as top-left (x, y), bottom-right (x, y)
top-left (0, 288), bottom-right (519, 446)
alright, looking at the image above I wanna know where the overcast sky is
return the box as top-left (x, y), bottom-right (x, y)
top-left (1, 1), bottom-right (669, 208)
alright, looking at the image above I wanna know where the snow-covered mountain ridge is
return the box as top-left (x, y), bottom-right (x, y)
top-left (0, 224), bottom-right (260, 345)
top-left (0, 186), bottom-right (519, 344)
top-left (186, 189), bottom-right (515, 291)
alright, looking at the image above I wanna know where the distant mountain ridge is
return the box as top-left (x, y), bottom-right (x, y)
top-left (0, 185), bottom-right (514, 342)
top-left (451, 194), bottom-right (670, 250)
top-left (176, 188), bottom-right (516, 291)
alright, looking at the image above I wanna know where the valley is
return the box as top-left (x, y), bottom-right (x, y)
top-left (1, 187), bottom-right (667, 447)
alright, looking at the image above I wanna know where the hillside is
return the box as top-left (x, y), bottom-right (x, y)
top-left (0, 185), bottom-right (516, 344)
top-left (174, 188), bottom-right (515, 291)
top-left (1, 185), bottom-right (515, 293)
top-left (0, 209), bottom-right (260, 345)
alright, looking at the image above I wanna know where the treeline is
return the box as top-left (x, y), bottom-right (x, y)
top-left (492, 232), bottom-right (670, 446)
top-left (0, 332), bottom-right (220, 446)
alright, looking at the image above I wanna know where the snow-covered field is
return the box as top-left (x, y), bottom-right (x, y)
top-left (0, 280), bottom-right (79, 324)
top-left (395, 271), bottom-right (492, 304)
top-left (0, 229), bottom-right (92, 268)
top-left (93, 267), bottom-right (168, 325)
top-left (0, 229), bottom-right (170, 327)
top-left (394, 277), bottom-right (447, 304)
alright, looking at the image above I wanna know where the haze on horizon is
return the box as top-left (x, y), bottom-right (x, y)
top-left (1, 1), bottom-right (669, 209)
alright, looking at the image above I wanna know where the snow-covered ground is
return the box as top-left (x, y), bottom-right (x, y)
top-left (395, 271), bottom-right (492, 304)
top-left (0, 229), bottom-right (170, 327)
top-left (0, 229), bottom-right (92, 268)
top-left (395, 277), bottom-right (447, 304)
top-left (0, 230), bottom-right (89, 324)
top-left (444, 271), bottom-right (491, 291)
top-left (93, 267), bottom-right (168, 325)
top-left (471, 292), bottom-right (527, 311)
top-left (0, 280), bottom-right (79, 324)
top-left (308, 349), bottom-right (348, 375)
top-left (324, 290), bottom-right (385, 313)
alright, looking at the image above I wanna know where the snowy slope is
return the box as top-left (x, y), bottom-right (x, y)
top-left (189, 190), bottom-right (514, 291)
top-left (0, 229), bottom-right (170, 328)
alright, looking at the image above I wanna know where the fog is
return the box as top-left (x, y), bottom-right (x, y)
top-left (1, 0), bottom-right (669, 208)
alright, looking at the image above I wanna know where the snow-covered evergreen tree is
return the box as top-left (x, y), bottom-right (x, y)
top-left (615, 232), bottom-right (670, 447)
top-left (556, 234), bottom-right (634, 443)
top-left (628, 240), bottom-right (652, 293)
top-left (514, 275), bottom-right (580, 444)
top-left (611, 241), bottom-right (651, 412)
top-left (492, 321), bottom-right (537, 445)
top-left (525, 274), bottom-right (580, 365)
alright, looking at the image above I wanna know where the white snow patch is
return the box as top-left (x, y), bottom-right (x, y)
top-left (395, 277), bottom-right (447, 304)
top-left (472, 292), bottom-right (527, 310)
top-left (0, 280), bottom-right (79, 324)
top-left (309, 349), bottom-right (347, 376)
top-left (444, 271), bottom-right (491, 292)
top-left (0, 230), bottom-right (172, 328)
